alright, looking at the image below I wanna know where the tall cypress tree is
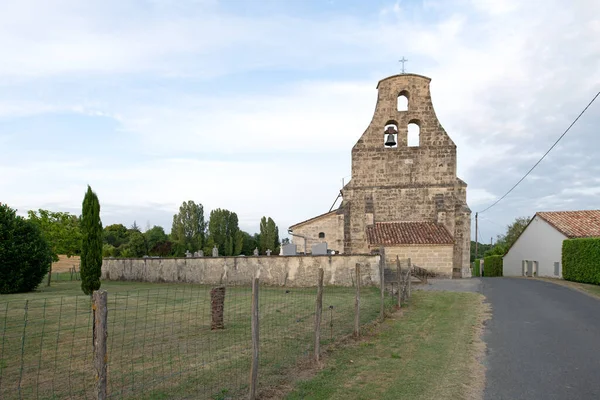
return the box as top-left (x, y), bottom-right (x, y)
top-left (81, 185), bottom-right (103, 295)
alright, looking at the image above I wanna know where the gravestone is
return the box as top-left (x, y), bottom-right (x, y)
top-left (253, 247), bottom-right (259, 256)
top-left (185, 250), bottom-right (192, 258)
top-left (311, 242), bottom-right (328, 255)
top-left (266, 249), bottom-right (272, 256)
top-left (282, 243), bottom-right (297, 256)
top-left (212, 246), bottom-right (219, 257)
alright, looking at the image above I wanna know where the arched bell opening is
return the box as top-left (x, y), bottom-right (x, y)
top-left (397, 90), bottom-right (409, 112)
top-left (408, 119), bottom-right (420, 147)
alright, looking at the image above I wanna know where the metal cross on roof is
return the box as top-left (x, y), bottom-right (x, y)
top-left (399, 57), bottom-right (408, 74)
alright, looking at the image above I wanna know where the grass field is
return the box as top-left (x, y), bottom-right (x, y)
top-left (286, 291), bottom-right (489, 400)
top-left (0, 279), bottom-right (392, 399)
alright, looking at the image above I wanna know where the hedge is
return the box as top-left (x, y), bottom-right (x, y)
top-left (472, 259), bottom-right (480, 277)
top-left (563, 238), bottom-right (600, 284)
top-left (484, 255), bottom-right (503, 277)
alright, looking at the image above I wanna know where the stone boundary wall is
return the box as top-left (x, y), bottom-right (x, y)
top-left (102, 254), bottom-right (381, 287)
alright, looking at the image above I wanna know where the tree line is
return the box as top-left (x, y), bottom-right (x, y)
top-left (470, 216), bottom-right (530, 261)
top-left (0, 186), bottom-right (103, 295)
top-left (22, 200), bottom-right (280, 259)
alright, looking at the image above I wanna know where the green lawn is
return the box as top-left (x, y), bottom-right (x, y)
top-left (285, 291), bottom-right (489, 400)
top-left (0, 280), bottom-right (391, 400)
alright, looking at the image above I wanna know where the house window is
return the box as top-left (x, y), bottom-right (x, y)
top-left (318, 232), bottom-right (325, 239)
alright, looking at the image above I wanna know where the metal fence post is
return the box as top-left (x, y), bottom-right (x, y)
top-left (249, 278), bottom-right (259, 400)
top-left (354, 264), bottom-right (360, 338)
top-left (92, 290), bottom-right (108, 400)
top-left (314, 268), bottom-right (324, 362)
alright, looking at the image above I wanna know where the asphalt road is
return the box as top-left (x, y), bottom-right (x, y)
top-left (481, 278), bottom-right (600, 400)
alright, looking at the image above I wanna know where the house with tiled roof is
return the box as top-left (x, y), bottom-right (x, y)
top-left (288, 73), bottom-right (471, 278)
top-left (503, 210), bottom-right (600, 278)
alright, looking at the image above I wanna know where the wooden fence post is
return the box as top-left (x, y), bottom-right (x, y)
top-left (354, 264), bottom-right (360, 338)
top-left (92, 290), bottom-right (108, 400)
top-left (249, 278), bottom-right (259, 400)
top-left (379, 247), bottom-right (385, 322)
top-left (396, 256), bottom-right (402, 309)
top-left (210, 286), bottom-right (226, 330)
top-left (407, 258), bottom-right (412, 300)
top-left (314, 268), bottom-right (324, 362)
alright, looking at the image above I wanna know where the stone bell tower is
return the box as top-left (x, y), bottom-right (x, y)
top-left (341, 73), bottom-right (471, 276)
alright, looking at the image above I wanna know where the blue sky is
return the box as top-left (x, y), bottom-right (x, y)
top-left (1, 0), bottom-right (599, 241)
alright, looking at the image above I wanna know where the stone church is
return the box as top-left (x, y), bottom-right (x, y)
top-left (289, 73), bottom-right (471, 278)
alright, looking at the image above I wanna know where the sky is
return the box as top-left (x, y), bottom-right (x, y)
top-left (1, 0), bottom-right (599, 242)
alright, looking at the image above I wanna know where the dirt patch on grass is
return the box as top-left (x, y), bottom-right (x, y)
top-left (465, 294), bottom-right (491, 400)
top-left (51, 254), bottom-right (80, 272)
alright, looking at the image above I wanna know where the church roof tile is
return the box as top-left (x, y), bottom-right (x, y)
top-left (367, 221), bottom-right (454, 246)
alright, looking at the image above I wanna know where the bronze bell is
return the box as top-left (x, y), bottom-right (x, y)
top-left (384, 126), bottom-right (397, 147)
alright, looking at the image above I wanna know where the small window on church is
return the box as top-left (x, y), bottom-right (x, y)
top-left (408, 121), bottom-right (420, 147)
top-left (318, 232), bottom-right (325, 239)
top-left (397, 91), bottom-right (409, 112)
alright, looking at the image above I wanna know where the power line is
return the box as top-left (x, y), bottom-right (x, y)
top-left (478, 90), bottom-right (600, 214)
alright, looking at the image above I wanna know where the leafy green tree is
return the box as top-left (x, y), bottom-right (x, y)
top-left (130, 221), bottom-right (140, 232)
top-left (144, 226), bottom-right (169, 255)
top-left (102, 243), bottom-right (117, 258)
top-left (171, 201), bottom-right (206, 256)
top-left (207, 208), bottom-right (244, 256)
top-left (0, 203), bottom-right (52, 294)
top-left (103, 224), bottom-right (129, 249)
top-left (121, 230), bottom-right (147, 257)
top-left (484, 216), bottom-right (531, 257)
top-left (241, 231), bottom-right (258, 255)
top-left (470, 241), bottom-right (492, 262)
top-left (150, 240), bottom-right (173, 257)
top-left (27, 209), bottom-right (82, 262)
top-left (259, 216), bottom-right (280, 255)
top-left (80, 186), bottom-right (103, 295)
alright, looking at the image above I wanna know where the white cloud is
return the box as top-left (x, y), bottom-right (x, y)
top-left (1, 0), bottom-right (599, 240)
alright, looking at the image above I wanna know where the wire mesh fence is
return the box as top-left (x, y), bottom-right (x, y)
top-left (0, 261), bottom-right (410, 399)
top-left (44, 270), bottom-right (82, 285)
top-left (0, 295), bottom-right (95, 399)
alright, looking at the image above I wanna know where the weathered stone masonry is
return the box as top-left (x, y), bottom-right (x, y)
top-left (101, 254), bottom-right (381, 287)
top-left (290, 74), bottom-right (471, 278)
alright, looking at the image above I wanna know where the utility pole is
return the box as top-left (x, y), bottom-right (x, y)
top-left (475, 212), bottom-right (478, 259)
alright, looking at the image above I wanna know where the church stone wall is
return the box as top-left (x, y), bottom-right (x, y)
top-left (342, 74), bottom-right (471, 274)
top-left (289, 73), bottom-right (471, 277)
top-left (289, 212), bottom-right (345, 254)
top-left (382, 245), bottom-right (454, 277)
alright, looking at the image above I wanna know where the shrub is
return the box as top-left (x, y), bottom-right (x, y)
top-left (563, 238), bottom-right (600, 284)
top-left (81, 186), bottom-right (103, 295)
top-left (472, 259), bottom-right (480, 277)
top-left (484, 255), bottom-right (503, 277)
top-left (0, 203), bottom-right (52, 294)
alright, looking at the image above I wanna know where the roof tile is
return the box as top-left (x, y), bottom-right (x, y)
top-left (367, 222), bottom-right (454, 245)
top-left (537, 210), bottom-right (600, 238)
